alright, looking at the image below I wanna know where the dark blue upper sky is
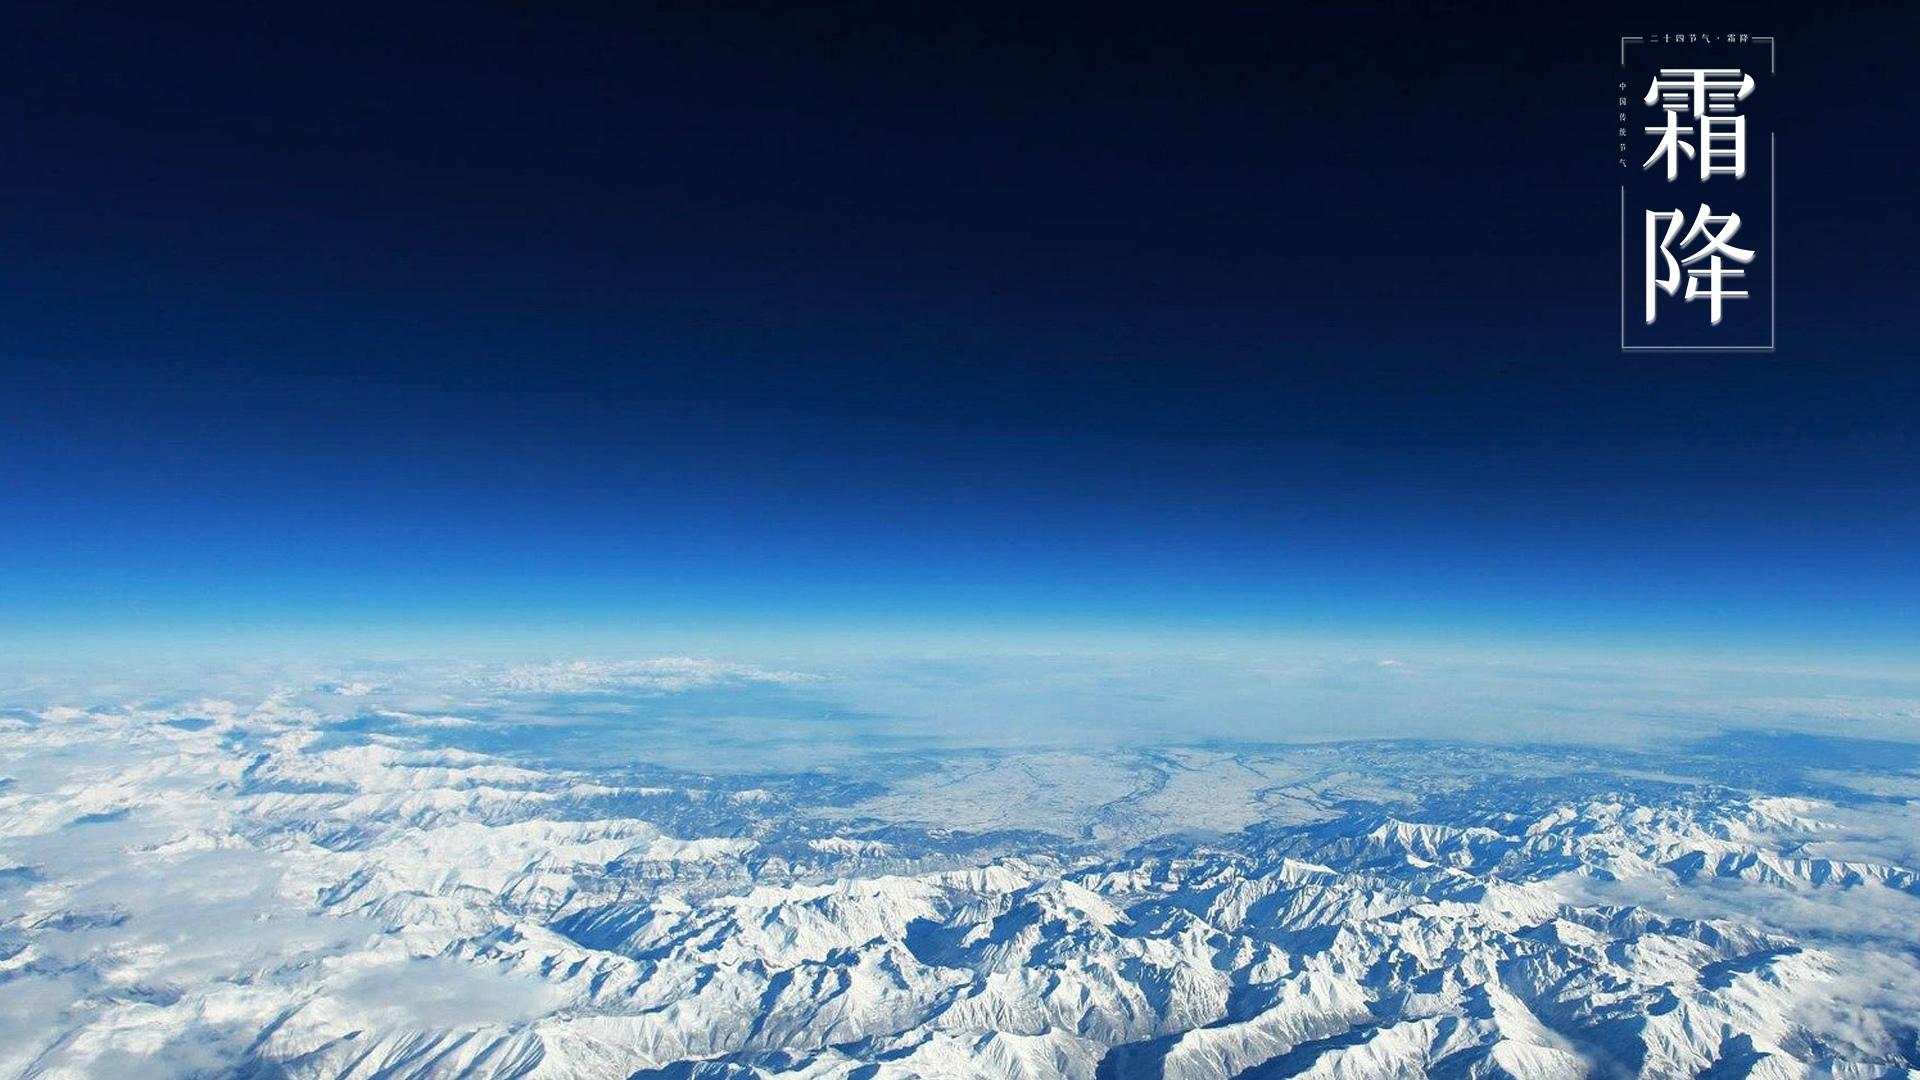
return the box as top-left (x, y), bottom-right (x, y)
top-left (3, 3), bottom-right (1917, 659)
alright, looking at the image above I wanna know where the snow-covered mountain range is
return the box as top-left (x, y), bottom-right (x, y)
top-left (4, 661), bottom-right (1920, 1078)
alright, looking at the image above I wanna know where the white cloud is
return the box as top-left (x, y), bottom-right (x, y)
top-left (482, 656), bottom-right (824, 695)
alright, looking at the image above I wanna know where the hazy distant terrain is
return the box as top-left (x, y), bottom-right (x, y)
top-left (5, 657), bottom-right (1920, 1078)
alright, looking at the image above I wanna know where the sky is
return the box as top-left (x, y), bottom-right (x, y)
top-left (3, 3), bottom-right (1918, 663)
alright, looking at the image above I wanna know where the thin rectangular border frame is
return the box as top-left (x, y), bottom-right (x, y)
top-left (1618, 37), bottom-right (1776, 352)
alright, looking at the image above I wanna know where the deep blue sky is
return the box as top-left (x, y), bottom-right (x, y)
top-left (3, 3), bottom-right (1917, 659)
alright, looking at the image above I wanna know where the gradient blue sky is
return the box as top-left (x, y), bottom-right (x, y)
top-left (4, 3), bottom-right (1917, 664)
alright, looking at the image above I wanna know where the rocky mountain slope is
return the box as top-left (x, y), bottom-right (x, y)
top-left (4, 685), bottom-right (1919, 1078)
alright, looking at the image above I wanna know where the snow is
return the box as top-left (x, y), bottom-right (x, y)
top-left (3, 673), bottom-right (1920, 1078)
